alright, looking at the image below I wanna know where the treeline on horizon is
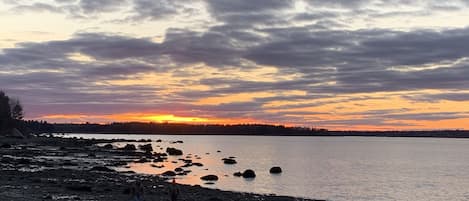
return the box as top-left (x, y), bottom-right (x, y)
top-left (52, 122), bottom-right (326, 135)
top-left (49, 122), bottom-right (469, 137)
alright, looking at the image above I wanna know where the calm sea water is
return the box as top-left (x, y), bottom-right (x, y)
top-left (67, 134), bottom-right (469, 201)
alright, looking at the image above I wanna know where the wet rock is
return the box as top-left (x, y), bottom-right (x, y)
top-left (62, 161), bottom-right (79, 166)
top-left (162, 171), bottom-right (176, 177)
top-left (200, 175), bottom-right (218, 181)
top-left (242, 169), bottom-right (256, 178)
top-left (17, 158), bottom-right (31, 165)
top-left (136, 158), bottom-right (148, 163)
top-left (66, 185), bottom-right (92, 192)
top-left (222, 158), bottom-right (237, 164)
top-left (270, 166), bottom-right (282, 174)
top-left (89, 166), bottom-right (115, 172)
top-left (151, 164), bottom-right (164, 168)
top-left (166, 147), bottom-right (183, 156)
top-left (139, 144), bottom-right (153, 152)
top-left (103, 144), bottom-right (113, 149)
top-left (153, 158), bottom-right (164, 163)
top-left (122, 144), bottom-right (136, 151)
top-left (233, 172), bottom-right (242, 177)
top-left (110, 161), bottom-right (127, 166)
top-left (207, 197), bottom-right (223, 201)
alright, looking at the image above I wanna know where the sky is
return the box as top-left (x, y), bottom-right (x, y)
top-left (1, 0), bottom-right (469, 130)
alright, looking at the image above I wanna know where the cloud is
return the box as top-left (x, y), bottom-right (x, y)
top-left (2, 0), bottom-right (469, 129)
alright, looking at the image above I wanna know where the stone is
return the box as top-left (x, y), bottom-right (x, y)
top-left (222, 158), bottom-right (237, 164)
top-left (90, 166), bottom-right (115, 172)
top-left (242, 169), bottom-right (256, 178)
top-left (122, 144), bottom-right (136, 151)
top-left (269, 166), bottom-right (282, 174)
top-left (138, 144), bottom-right (153, 152)
top-left (162, 171), bottom-right (176, 176)
top-left (103, 144), bottom-right (113, 149)
top-left (166, 147), bottom-right (183, 155)
top-left (200, 175), bottom-right (219, 181)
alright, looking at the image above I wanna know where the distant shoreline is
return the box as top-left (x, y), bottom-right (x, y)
top-left (23, 121), bottom-right (465, 139)
top-left (56, 130), bottom-right (469, 138)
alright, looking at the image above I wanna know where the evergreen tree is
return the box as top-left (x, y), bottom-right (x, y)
top-left (0, 91), bottom-right (12, 132)
top-left (10, 98), bottom-right (24, 120)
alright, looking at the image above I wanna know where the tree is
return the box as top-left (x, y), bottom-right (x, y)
top-left (10, 98), bottom-right (24, 120)
top-left (0, 91), bottom-right (11, 132)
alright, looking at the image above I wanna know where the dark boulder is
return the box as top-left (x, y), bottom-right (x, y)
top-left (166, 147), bottom-right (183, 156)
top-left (222, 158), bottom-right (237, 164)
top-left (153, 158), bottom-right (165, 163)
top-left (1, 143), bottom-right (12, 149)
top-left (162, 171), bottom-right (176, 176)
top-left (233, 172), bottom-right (242, 177)
top-left (122, 144), bottom-right (136, 151)
top-left (136, 158), bottom-right (148, 163)
top-left (207, 197), bottom-right (223, 201)
top-left (139, 144), bottom-right (153, 152)
top-left (200, 175), bottom-right (219, 181)
top-left (270, 166), bottom-right (282, 174)
top-left (17, 158), bottom-right (31, 165)
top-left (192, 162), bottom-right (204, 167)
top-left (90, 166), bottom-right (115, 172)
top-left (174, 167), bottom-right (184, 172)
top-left (103, 144), bottom-right (113, 149)
top-left (66, 185), bottom-right (92, 192)
top-left (242, 169), bottom-right (256, 178)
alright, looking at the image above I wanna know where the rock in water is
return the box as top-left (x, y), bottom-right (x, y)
top-left (139, 143), bottom-right (153, 152)
top-left (242, 169), bottom-right (256, 178)
top-left (103, 144), bottom-right (113, 149)
top-left (200, 175), bottom-right (219, 181)
top-left (269, 166), bottom-right (282, 174)
top-left (166, 147), bottom-right (183, 155)
top-left (122, 144), bottom-right (136, 151)
top-left (222, 158), bottom-right (237, 164)
top-left (233, 172), bottom-right (242, 177)
top-left (162, 171), bottom-right (176, 176)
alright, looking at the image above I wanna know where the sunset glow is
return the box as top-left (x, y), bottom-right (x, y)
top-left (1, 0), bottom-right (469, 130)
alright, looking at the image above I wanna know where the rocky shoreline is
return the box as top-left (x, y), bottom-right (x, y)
top-left (0, 135), bottom-right (325, 201)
